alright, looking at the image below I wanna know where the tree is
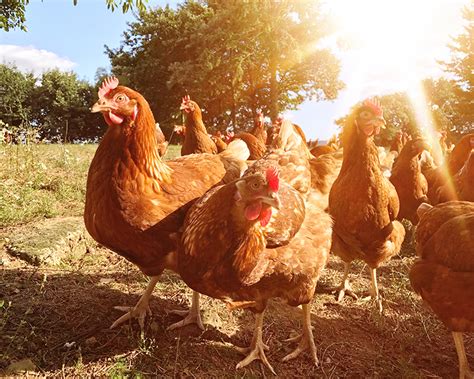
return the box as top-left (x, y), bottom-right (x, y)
top-left (0, 0), bottom-right (147, 31)
top-left (440, 2), bottom-right (474, 136)
top-left (107, 0), bottom-right (343, 135)
top-left (169, 0), bottom-right (343, 129)
top-left (107, 1), bottom-right (214, 137)
top-left (31, 70), bottom-right (100, 141)
top-left (0, 64), bottom-right (35, 127)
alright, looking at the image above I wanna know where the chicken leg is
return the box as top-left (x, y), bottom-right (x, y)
top-left (110, 275), bottom-right (159, 330)
top-left (282, 304), bottom-right (319, 365)
top-left (453, 332), bottom-right (474, 379)
top-left (167, 291), bottom-right (204, 331)
top-left (235, 311), bottom-right (276, 375)
top-left (369, 267), bottom-right (383, 313)
top-left (335, 262), bottom-right (358, 301)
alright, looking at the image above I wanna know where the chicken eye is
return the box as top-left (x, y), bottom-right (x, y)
top-left (251, 181), bottom-right (260, 190)
top-left (359, 111), bottom-right (372, 119)
top-left (115, 94), bottom-right (127, 102)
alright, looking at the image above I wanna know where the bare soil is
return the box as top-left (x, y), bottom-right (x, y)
top-left (1, 230), bottom-right (470, 378)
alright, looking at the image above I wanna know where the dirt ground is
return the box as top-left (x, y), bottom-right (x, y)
top-left (1, 228), bottom-right (471, 379)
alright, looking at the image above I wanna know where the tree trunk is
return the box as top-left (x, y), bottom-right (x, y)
top-left (269, 55), bottom-right (278, 122)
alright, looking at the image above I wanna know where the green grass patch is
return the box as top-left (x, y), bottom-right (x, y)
top-left (0, 143), bottom-right (182, 227)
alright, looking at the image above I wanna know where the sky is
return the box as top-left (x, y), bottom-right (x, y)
top-left (0, 0), bottom-right (469, 140)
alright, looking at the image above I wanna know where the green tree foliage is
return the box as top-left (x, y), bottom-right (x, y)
top-left (107, 1), bottom-right (214, 136)
top-left (0, 0), bottom-right (147, 32)
top-left (107, 0), bottom-right (343, 135)
top-left (0, 64), bottom-right (100, 142)
top-left (0, 0), bottom-right (29, 31)
top-left (440, 2), bottom-right (474, 135)
top-left (0, 64), bottom-right (35, 127)
top-left (31, 70), bottom-right (101, 141)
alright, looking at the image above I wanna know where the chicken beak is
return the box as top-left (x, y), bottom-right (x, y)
top-left (91, 98), bottom-right (112, 113)
top-left (261, 192), bottom-right (281, 210)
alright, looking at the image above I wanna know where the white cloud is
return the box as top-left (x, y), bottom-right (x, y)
top-left (0, 45), bottom-right (76, 75)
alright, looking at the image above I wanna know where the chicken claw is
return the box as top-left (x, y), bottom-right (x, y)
top-left (110, 276), bottom-right (159, 330)
top-left (282, 304), bottom-right (319, 366)
top-left (360, 268), bottom-right (383, 313)
top-left (335, 262), bottom-right (358, 301)
top-left (111, 304), bottom-right (151, 330)
top-left (167, 291), bottom-right (204, 331)
top-left (235, 312), bottom-right (276, 375)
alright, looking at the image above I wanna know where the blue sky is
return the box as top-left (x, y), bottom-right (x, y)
top-left (0, 0), bottom-right (468, 140)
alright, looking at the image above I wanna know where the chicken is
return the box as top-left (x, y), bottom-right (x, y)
top-left (308, 151), bottom-right (343, 210)
top-left (179, 95), bottom-right (218, 156)
top-left (310, 143), bottom-right (336, 158)
top-left (85, 77), bottom-right (249, 329)
top-left (328, 98), bottom-right (406, 312)
top-left (378, 146), bottom-right (398, 177)
top-left (410, 201), bottom-right (474, 379)
top-left (389, 131), bottom-right (404, 154)
top-left (177, 120), bottom-right (332, 373)
top-left (233, 131), bottom-right (266, 160)
top-left (422, 134), bottom-right (474, 205)
top-left (267, 115), bottom-right (307, 147)
top-left (155, 122), bottom-right (168, 157)
top-left (250, 109), bottom-right (267, 145)
top-left (389, 138), bottom-right (429, 224)
top-left (438, 151), bottom-right (474, 203)
top-left (448, 133), bottom-right (474, 176)
top-left (211, 132), bottom-right (228, 153)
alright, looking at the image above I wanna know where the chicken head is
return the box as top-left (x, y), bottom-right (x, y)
top-left (235, 167), bottom-right (281, 227)
top-left (91, 76), bottom-right (139, 126)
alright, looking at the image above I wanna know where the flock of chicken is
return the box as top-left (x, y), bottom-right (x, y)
top-left (85, 77), bottom-right (473, 377)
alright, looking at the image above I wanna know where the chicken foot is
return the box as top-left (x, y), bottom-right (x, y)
top-left (110, 275), bottom-right (159, 330)
top-left (335, 262), bottom-right (358, 301)
top-left (282, 304), bottom-right (319, 366)
top-left (453, 332), bottom-right (474, 379)
top-left (360, 268), bottom-right (383, 313)
top-left (235, 311), bottom-right (276, 375)
top-left (167, 291), bottom-right (204, 331)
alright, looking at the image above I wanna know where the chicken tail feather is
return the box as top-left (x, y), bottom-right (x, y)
top-left (220, 139), bottom-right (250, 161)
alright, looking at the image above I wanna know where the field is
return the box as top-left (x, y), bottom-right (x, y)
top-left (1, 144), bottom-right (471, 378)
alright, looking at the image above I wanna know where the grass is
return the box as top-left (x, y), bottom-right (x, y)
top-left (0, 143), bottom-right (472, 377)
top-left (0, 143), bottom-right (181, 228)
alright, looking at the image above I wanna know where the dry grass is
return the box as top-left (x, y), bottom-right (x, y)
top-left (0, 143), bottom-right (471, 377)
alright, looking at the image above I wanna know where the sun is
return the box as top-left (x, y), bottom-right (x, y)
top-left (328, 0), bottom-right (457, 152)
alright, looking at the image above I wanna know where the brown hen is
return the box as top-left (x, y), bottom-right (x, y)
top-left (389, 137), bottom-right (429, 224)
top-left (328, 99), bottom-right (405, 312)
top-left (423, 134), bottom-right (474, 204)
top-left (410, 201), bottom-right (474, 379)
top-left (233, 131), bottom-right (266, 160)
top-left (180, 95), bottom-right (217, 156)
top-left (250, 109), bottom-right (267, 145)
top-left (85, 78), bottom-right (249, 329)
top-left (177, 121), bottom-right (332, 373)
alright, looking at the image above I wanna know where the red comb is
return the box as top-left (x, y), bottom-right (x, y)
top-left (266, 167), bottom-right (279, 192)
top-left (98, 76), bottom-right (119, 98)
top-left (363, 98), bottom-right (383, 117)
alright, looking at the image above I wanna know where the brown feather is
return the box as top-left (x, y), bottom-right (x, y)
top-left (85, 87), bottom-right (246, 276)
top-left (410, 201), bottom-right (474, 331)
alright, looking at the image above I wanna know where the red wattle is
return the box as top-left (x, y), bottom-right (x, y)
top-left (108, 111), bottom-right (124, 125)
top-left (245, 202), bottom-right (262, 221)
top-left (259, 207), bottom-right (272, 227)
